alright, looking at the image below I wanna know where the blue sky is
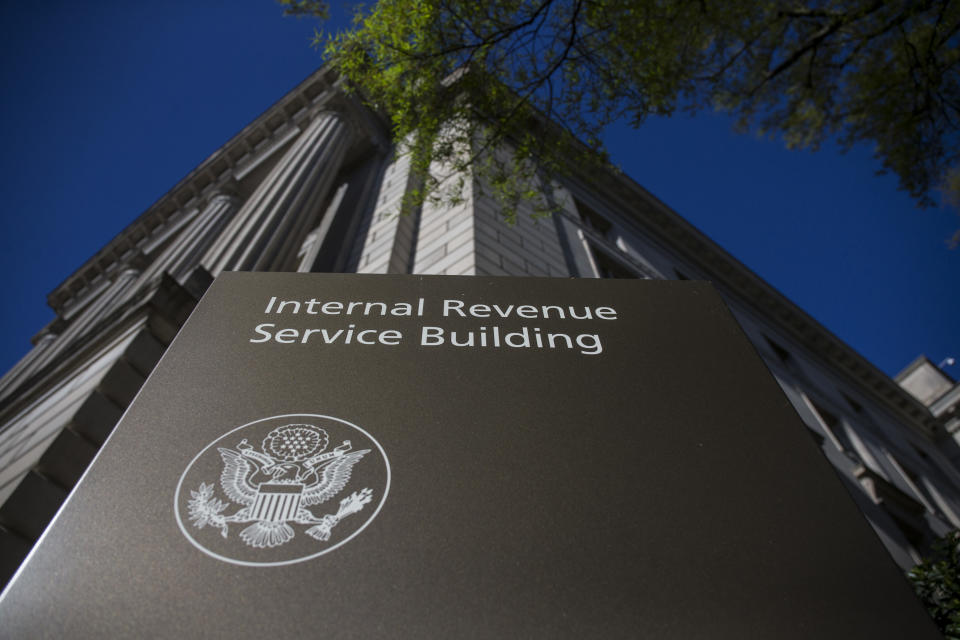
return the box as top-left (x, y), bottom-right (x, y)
top-left (0, 1), bottom-right (957, 380)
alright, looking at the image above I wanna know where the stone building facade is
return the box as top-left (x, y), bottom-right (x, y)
top-left (1, 67), bottom-right (959, 586)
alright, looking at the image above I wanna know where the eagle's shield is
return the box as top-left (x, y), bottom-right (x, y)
top-left (252, 483), bottom-right (304, 523)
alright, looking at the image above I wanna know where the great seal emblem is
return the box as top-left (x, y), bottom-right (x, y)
top-left (174, 414), bottom-right (390, 566)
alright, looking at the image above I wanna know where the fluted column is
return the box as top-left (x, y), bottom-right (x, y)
top-left (120, 192), bottom-right (241, 304)
top-left (203, 110), bottom-right (351, 274)
top-left (167, 192), bottom-right (240, 281)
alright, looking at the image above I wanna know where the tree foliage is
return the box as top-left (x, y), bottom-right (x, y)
top-left (295, 0), bottom-right (960, 223)
top-left (908, 530), bottom-right (960, 638)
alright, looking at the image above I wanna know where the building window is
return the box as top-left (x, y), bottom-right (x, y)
top-left (808, 398), bottom-right (856, 456)
top-left (592, 248), bottom-right (638, 279)
top-left (764, 336), bottom-right (792, 364)
top-left (889, 513), bottom-right (928, 559)
top-left (841, 392), bottom-right (864, 414)
top-left (886, 453), bottom-right (936, 513)
top-left (576, 199), bottom-right (612, 238)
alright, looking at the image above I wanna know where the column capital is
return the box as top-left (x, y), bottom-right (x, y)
top-left (309, 95), bottom-right (389, 152)
top-left (208, 192), bottom-right (241, 209)
top-left (118, 267), bottom-right (142, 280)
top-left (305, 105), bottom-right (345, 119)
top-left (35, 332), bottom-right (59, 347)
top-left (203, 178), bottom-right (240, 207)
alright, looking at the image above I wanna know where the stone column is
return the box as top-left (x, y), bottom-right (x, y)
top-left (167, 192), bottom-right (240, 281)
top-left (121, 191), bottom-right (241, 301)
top-left (204, 111), bottom-right (351, 274)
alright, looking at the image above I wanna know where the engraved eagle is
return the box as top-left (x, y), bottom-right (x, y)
top-left (186, 424), bottom-right (374, 549)
top-left (217, 445), bottom-right (370, 507)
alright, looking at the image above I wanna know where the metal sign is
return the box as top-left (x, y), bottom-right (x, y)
top-left (0, 273), bottom-right (939, 638)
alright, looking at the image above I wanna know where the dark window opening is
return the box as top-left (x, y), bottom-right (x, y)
top-left (806, 428), bottom-right (826, 447)
top-left (593, 249), bottom-right (637, 279)
top-left (809, 398), bottom-right (856, 456)
top-left (890, 512), bottom-right (930, 555)
top-left (576, 199), bottom-right (612, 237)
top-left (841, 392), bottom-right (864, 414)
top-left (811, 400), bottom-right (840, 430)
top-left (900, 463), bottom-right (934, 508)
top-left (765, 336), bottom-right (792, 363)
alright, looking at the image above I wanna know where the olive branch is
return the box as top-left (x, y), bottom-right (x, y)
top-left (187, 482), bottom-right (230, 538)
